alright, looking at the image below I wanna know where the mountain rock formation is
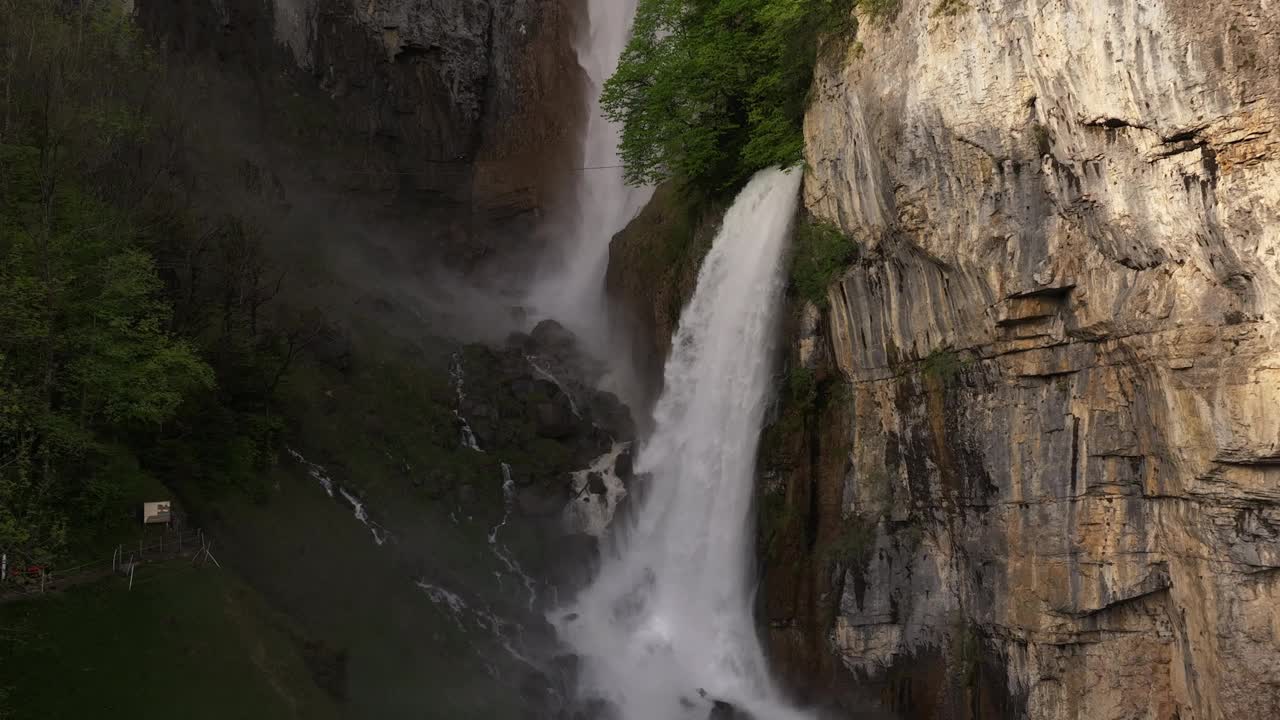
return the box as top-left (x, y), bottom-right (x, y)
top-left (134, 0), bottom-right (585, 267)
top-left (759, 1), bottom-right (1280, 718)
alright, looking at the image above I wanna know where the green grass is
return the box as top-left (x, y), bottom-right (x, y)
top-left (0, 565), bottom-right (340, 720)
top-left (277, 331), bottom-right (493, 511)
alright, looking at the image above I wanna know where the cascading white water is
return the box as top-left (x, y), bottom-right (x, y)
top-left (557, 167), bottom-right (809, 720)
top-left (525, 0), bottom-right (654, 402)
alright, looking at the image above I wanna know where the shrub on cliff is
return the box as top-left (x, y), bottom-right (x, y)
top-left (790, 218), bottom-right (857, 306)
top-left (604, 0), bottom-right (857, 193)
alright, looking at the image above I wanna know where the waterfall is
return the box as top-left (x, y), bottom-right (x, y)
top-left (525, 0), bottom-right (654, 403)
top-left (557, 167), bottom-right (809, 720)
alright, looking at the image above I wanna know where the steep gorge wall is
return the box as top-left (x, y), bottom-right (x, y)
top-left (134, 0), bottom-right (585, 267)
top-left (605, 184), bottom-right (730, 398)
top-left (763, 1), bottom-right (1280, 718)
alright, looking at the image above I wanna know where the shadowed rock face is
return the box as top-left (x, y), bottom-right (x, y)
top-left (763, 1), bottom-right (1280, 719)
top-left (134, 0), bottom-right (586, 268)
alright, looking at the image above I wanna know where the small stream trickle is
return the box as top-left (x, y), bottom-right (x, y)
top-left (451, 351), bottom-right (483, 452)
top-left (488, 462), bottom-right (539, 612)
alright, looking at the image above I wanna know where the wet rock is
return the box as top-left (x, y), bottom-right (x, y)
top-left (615, 472), bottom-right (651, 526)
top-left (456, 484), bottom-right (477, 506)
top-left (544, 652), bottom-right (581, 706)
top-left (467, 402), bottom-right (496, 420)
top-left (509, 377), bottom-right (536, 399)
top-left (417, 469), bottom-right (453, 499)
top-left (529, 319), bottom-right (578, 356)
top-left (533, 398), bottom-right (576, 439)
top-left (573, 422), bottom-right (611, 456)
top-left (551, 652), bottom-right (580, 683)
top-left (520, 668), bottom-right (554, 704)
top-left (517, 481), bottom-right (570, 517)
top-left (767, 0), bottom-right (1280, 717)
top-left (588, 391), bottom-right (635, 440)
top-left (547, 534), bottom-right (599, 591)
top-left (586, 472), bottom-right (607, 496)
top-left (569, 697), bottom-right (620, 720)
top-left (708, 700), bottom-right (753, 720)
top-left (613, 449), bottom-right (633, 481)
top-left (506, 331), bottom-right (532, 350)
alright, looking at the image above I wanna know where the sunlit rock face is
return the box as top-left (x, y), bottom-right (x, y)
top-left (769, 0), bottom-right (1280, 718)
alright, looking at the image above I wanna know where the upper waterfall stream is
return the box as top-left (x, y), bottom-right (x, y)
top-left (525, 0), bottom-right (653, 405)
top-left (557, 167), bottom-right (808, 720)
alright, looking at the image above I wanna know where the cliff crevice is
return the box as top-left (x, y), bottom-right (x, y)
top-left (766, 1), bottom-right (1280, 718)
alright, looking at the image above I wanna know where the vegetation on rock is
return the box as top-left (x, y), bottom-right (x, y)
top-left (823, 512), bottom-right (878, 571)
top-left (790, 218), bottom-right (858, 307)
top-left (920, 348), bottom-right (967, 386)
top-left (604, 0), bottom-right (858, 193)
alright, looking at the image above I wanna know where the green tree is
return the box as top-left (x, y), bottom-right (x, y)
top-left (603, 0), bottom-right (856, 192)
top-left (0, 2), bottom-right (216, 559)
top-left (0, 146), bottom-right (214, 557)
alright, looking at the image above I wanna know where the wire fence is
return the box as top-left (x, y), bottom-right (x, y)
top-left (0, 527), bottom-right (219, 603)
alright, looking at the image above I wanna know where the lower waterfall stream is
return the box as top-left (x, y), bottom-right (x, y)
top-left (556, 167), bottom-right (809, 720)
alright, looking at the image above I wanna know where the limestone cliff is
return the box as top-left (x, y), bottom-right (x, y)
top-left (762, 1), bottom-right (1280, 718)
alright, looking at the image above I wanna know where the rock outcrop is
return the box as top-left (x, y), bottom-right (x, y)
top-left (135, 0), bottom-right (585, 266)
top-left (764, 1), bottom-right (1280, 718)
top-left (606, 183), bottom-right (729, 397)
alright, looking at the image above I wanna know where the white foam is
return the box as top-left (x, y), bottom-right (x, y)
top-left (557, 168), bottom-right (810, 720)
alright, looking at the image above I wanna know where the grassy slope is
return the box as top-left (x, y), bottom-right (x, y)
top-left (186, 464), bottom-right (527, 720)
top-left (187, 340), bottom-right (538, 719)
top-left (0, 564), bottom-right (340, 720)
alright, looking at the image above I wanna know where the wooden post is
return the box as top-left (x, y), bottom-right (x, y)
top-left (39, 569), bottom-right (45, 594)
top-left (204, 541), bottom-right (222, 569)
top-left (128, 562), bottom-right (135, 591)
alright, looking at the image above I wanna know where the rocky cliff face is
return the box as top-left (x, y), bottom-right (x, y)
top-left (605, 184), bottom-right (729, 399)
top-left (135, 0), bottom-right (584, 267)
top-left (763, 1), bottom-right (1280, 718)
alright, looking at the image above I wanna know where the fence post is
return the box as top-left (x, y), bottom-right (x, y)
top-left (40, 569), bottom-right (46, 594)
top-left (128, 561), bottom-right (135, 591)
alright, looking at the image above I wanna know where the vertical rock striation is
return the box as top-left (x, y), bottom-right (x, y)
top-left (135, 0), bottom-right (586, 266)
top-left (768, 1), bottom-right (1280, 718)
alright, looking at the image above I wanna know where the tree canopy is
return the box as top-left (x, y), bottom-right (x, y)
top-left (1, 1), bottom-right (304, 562)
top-left (602, 0), bottom-right (856, 193)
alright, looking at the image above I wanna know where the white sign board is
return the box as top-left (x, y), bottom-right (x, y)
top-left (142, 501), bottom-right (172, 524)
